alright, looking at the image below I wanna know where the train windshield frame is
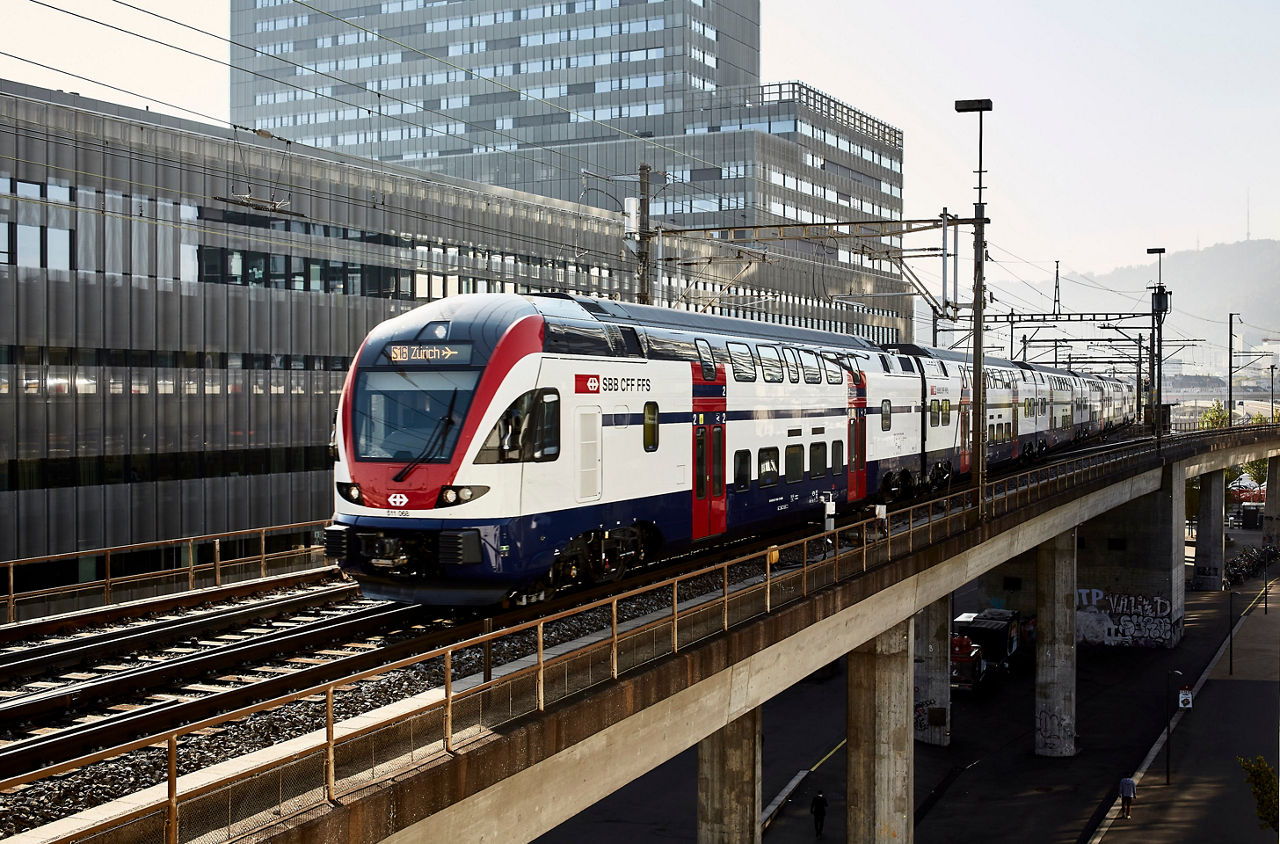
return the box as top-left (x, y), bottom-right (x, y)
top-left (352, 368), bottom-right (479, 463)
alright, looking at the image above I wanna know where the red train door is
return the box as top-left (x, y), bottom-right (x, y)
top-left (690, 351), bottom-right (727, 541)
top-left (848, 414), bottom-right (867, 501)
top-left (692, 422), bottom-right (726, 539)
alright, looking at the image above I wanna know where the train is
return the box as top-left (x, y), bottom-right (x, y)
top-left (324, 293), bottom-right (1136, 606)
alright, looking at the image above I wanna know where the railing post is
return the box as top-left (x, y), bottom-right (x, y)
top-left (483, 617), bottom-right (493, 683)
top-left (104, 550), bottom-right (112, 605)
top-left (444, 649), bottom-right (454, 752)
top-left (6, 563), bottom-right (13, 624)
top-left (802, 538), bottom-right (809, 597)
top-left (187, 539), bottom-right (196, 590)
top-left (610, 599), bottom-right (619, 679)
top-left (166, 734), bottom-right (178, 844)
top-left (765, 553), bottom-right (772, 614)
top-left (722, 566), bottom-right (729, 632)
top-left (671, 582), bottom-right (679, 652)
top-left (325, 687), bottom-right (336, 801)
top-left (260, 530), bottom-right (267, 579)
top-left (214, 539), bottom-right (222, 587)
top-left (535, 622), bottom-right (545, 710)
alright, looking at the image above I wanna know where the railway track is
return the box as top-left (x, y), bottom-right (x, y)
top-left (0, 598), bottom-right (430, 773)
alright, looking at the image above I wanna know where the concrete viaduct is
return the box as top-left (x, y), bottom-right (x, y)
top-left (257, 428), bottom-right (1280, 844)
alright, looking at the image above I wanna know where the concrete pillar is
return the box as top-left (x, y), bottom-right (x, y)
top-left (1263, 458), bottom-right (1280, 547)
top-left (913, 596), bottom-right (950, 746)
top-left (1072, 463), bottom-right (1184, 648)
top-left (696, 706), bottom-right (761, 844)
top-left (1035, 529), bottom-right (1077, 756)
top-left (1193, 470), bottom-right (1225, 591)
top-left (847, 618), bottom-right (913, 841)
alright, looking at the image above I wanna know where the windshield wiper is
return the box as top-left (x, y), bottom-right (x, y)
top-left (392, 389), bottom-right (458, 483)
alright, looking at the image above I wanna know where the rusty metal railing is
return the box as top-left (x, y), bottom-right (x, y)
top-left (1, 520), bottom-right (330, 625)
top-left (7, 427), bottom-right (1279, 842)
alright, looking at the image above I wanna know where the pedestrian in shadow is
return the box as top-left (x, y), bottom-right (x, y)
top-left (1118, 773), bottom-right (1137, 818)
top-left (810, 789), bottom-right (828, 837)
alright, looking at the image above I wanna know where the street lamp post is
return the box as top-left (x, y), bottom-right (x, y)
top-left (1147, 248), bottom-right (1168, 438)
top-left (956, 98), bottom-right (992, 521)
top-left (1270, 363), bottom-right (1275, 424)
top-left (1228, 312), bottom-right (1240, 426)
top-left (1165, 668), bottom-right (1183, 785)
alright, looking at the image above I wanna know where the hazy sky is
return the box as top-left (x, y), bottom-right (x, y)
top-left (4, 0), bottom-right (1277, 304)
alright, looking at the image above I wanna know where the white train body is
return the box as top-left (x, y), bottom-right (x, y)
top-left (324, 294), bottom-right (1134, 605)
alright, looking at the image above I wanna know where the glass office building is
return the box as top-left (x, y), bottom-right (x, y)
top-left (230, 0), bottom-right (906, 280)
top-left (0, 79), bottom-right (910, 561)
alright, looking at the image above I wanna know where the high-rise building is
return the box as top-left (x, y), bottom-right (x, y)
top-left (230, 0), bottom-right (906, 283)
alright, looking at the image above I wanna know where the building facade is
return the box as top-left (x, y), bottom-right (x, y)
top-left (0, 80), bottom-right (910, 562)
top-left (229, 0), bottom-right (906, 284)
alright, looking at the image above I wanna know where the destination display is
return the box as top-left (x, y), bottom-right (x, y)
top-left (384, 342), bottom-right (473, 365)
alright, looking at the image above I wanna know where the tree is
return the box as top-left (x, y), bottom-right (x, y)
top-left (1251, 411), bottom-right (1268, 425)
top-left (1238, 755), bottom-right (1278, 831)
top-left (1200, 400), bottom-right (1229, 429)
top-left (1244, 458), bottom-right (1269, 486)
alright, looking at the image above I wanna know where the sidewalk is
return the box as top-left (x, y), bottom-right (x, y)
top-left (1092, 580), bottom-right (1279, 842)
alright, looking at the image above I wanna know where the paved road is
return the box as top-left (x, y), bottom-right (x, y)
top-left (538, 538), bottom-right (1278, 843)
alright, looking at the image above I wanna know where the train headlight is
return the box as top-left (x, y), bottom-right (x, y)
top-left (436, 485), bottom-right (489, 507)
top-left (337, 482), bottom-right (362, 504)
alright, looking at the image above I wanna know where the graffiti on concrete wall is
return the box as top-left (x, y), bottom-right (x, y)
top-left (1035, 709), bottom-right (1073, 752)
top-left (1075, 588), bottom-right (1176, 647)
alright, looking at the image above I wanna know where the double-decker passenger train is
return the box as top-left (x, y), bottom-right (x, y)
top-left (324, 293), bottom-right (1135, 605)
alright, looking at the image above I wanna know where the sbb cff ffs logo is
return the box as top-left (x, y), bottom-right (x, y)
top-left (388, 493), bottom-right (408, 507)
top-left (576, 374), bottom-right (600, 393)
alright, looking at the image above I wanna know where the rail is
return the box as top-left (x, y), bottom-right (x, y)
top-left (1, 520), bottom-right (331, 625)
top-left (2, 431), bottom-right (1215, 844)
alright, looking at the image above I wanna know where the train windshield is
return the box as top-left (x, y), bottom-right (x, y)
top-left (352, 369), bottom-right (479, 462)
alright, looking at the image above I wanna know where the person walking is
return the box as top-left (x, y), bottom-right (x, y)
top-left (1118, 773), bottom-right (1137, 818)
top-left (810, 789), bottom-right (828, 837)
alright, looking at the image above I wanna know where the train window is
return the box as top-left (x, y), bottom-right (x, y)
top-left (878, 354), bottom-right (891, 373)
top-left (988, 423), bottom-right (996, 443)
top-left (831, 440), bottom-right (843, 473)
top-left (733, 449), bottom-right (751, 490)
top-left (695, 339), bottom-right (716, 381)
top-left (475, 388), bottom-right (560, 464)
top-left (822, 354), bottom-right (843, 384)
top-left (712, 427), bottom-right (724, 496)
top-left (927, 399), bottom-right (938, 427)
top-left (785, 445), bottom-right (804, 483)
top-left (758, 345), bottom-right (784, 382)
top-left (898, 356), bottom-right (915, 373)
top-left (1040, 397), bottom-right (1047, 415)
top-left (695, 429), bottom-right (707, 499)
top-left (809, 442), bottom-right (827, 478)
top-left (643, 401), bottom-right (659, 452)
top-left (619, 326), bottom-right (645, 357)
top-left (960, 406), bottom-right (970, 445)
top-left (881, 399), bottom-right (892, 432)
top-left (942, 399), bottom-right (952, 426)
top-left (357, 369), bottom-right (480, 463)
top-left (726, 342), bottom-right (757, 382)
top-left (798, 349), bottom-right (822, 383)
top-left (758, 448), bottom-right (780, 487)
top-left (781, 348), bottom-right (800, 382)
top-left (1004, 422), bottom-right (1012, 441)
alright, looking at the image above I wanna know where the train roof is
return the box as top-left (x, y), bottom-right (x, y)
top-left (532, 293), bottom-right (882, 351)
